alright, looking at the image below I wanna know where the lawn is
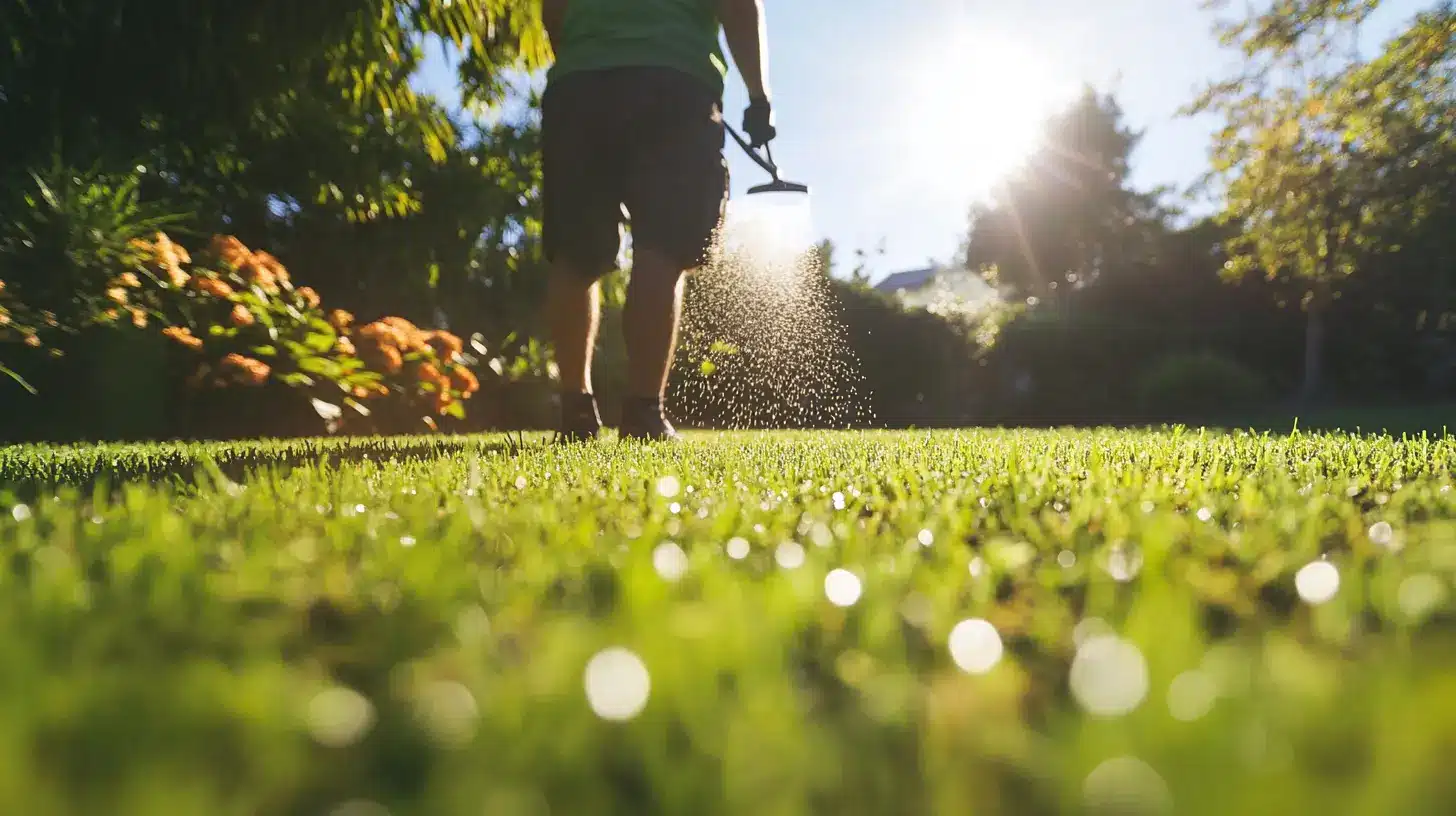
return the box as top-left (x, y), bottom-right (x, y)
top-left (2, 429), bottom-right (1455, 815)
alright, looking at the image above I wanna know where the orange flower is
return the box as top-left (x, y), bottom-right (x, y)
top-left (328, 309), bottom-right (354, 332)
top-left (296, 287), bottom-right (321, 309)
top-left (220, 353), bottom-right (270, 386)
top-left (230, 304), bottom-right (255, 327)
top-left (418, 362), bottom-right (444, 384)
top-left (154, 233), bottom-right (191, 287)
top-left (162, 326), bottom-right (203, 350)
top-left (379, 345), bottom-right (404, 373)
top-left (24, 333), bottom-right (41, 348)
top-left (252, 251), bottom-right (291, 287)
top-left (336, 336), bottom-right (356, 356)
top-left (102, 308), bottom-right (121, 321)
top-left (0, 311), bottom-right (10, 326)
top-left (211, 235), bottom-right (253, 271)
top-left (426, 330), bottom-right (464, 360)
top-left (118, 272), bottom-right (141, 288)
top-left (106, 287), bottom-right (128, 304)
top-left (434, 390), bottom-right (454, 414)
top-left (449, 364), bottom-right (479, 396)
top-left (129, 308), bottom-right (148, 328)
top-left (191, 276), bottom-right (235, 298)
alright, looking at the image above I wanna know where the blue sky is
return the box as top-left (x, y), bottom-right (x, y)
top-left (418, 0), bottom-right (1431, 281)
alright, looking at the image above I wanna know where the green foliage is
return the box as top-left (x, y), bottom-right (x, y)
top-left (0, 164), bottom-right (183, 341)
top-left (1136, 351), bottom-right (1271, 414)
top-left (0, 429), bottom-right (1454, 813)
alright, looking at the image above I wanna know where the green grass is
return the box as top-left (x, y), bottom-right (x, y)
top-left (2, 428), bottom-right (1455, 815)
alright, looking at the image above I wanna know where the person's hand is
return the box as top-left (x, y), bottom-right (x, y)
top-left (743, 96), bottom-right (776, 148)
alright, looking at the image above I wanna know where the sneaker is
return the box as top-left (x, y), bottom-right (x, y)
top-left (555, 391), bottom-right (602, 443)
top-left (619, 396), bottom-right (680, 442)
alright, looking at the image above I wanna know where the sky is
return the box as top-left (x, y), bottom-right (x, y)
top-left (418, 0), bottom-right (1432, 282)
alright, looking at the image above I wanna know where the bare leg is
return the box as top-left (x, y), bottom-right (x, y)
top-left (623, 247), bottom-right (688, 399)
top-left (548, 265), bottom-right (600, 395)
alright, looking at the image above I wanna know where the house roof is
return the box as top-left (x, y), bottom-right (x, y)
top-left (875, 266), bottom-right (938, 293)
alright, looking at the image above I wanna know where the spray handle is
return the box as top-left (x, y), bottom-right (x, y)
top-left (725, 121), bottom-right (781, 181)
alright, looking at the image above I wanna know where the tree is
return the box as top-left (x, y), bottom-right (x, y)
top-left (962, 88), bottom-right (1167, 310)
top-left (1186, 0), bottom-right (1455, 401)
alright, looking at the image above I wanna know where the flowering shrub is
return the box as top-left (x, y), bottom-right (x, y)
top-left (121, 232), bottom-right (480, 432)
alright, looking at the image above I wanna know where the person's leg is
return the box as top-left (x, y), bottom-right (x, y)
top-left (548, 269), bottom-right (600, 395)
top-left (623, 248), bottom-right (685, 400)
top-left (540, 72), bottom-right (625, 439)
top-left (619, 69), bottom-right (729, 439)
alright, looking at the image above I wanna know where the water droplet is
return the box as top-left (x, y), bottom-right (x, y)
top-left (1073, 617), bottom-right (1113, 648)
top-left (1368, 521), bottom-right (1397, 550)
top-left (308, 687), bottom-right (376, 747)
top-left (514, 476), bottom-right (528, 490)
top-left (775, 541), bottom-right (806, 570)
top-left (832, 492), bottom-right (847, 510)
top-left (1058, 550), bottom-right (1077, 568)
top-left (584, 647), bottom-right (650, 721)
top-left (968, 556), bottom-right (986, 578)
top-left (1397, 573), bottom-right (1446, 621)
top-left (1196, 507), bottom-right (1213, 522)
top-left (668, 502), bottom-right (682, 515)
top-left (725, 537), bottom-right (750, 560)
top-left (1070, 636), bottom-right (1149, 717)
top-left (413, 681), bottom-right (478, 746)
top-left (825, 569), bottom-right (863, 607)
top-left (948, 618), bottom-right (1004, 674)
top-left (1295, 561), bottom-right (1340, 605)
top-left (653, 542), bottom-right (689, 582)
top-left (809, 522), bottom-right (834, 548)
top-left (1083, 756), bottom-right (1172, 815)
top-left (656, 476), bottom-right (681, 498)
top-left (917, 529), bottom-right (934, 547)
top-left (1106, 546), bottom-right (1143, 582)
top-left (1141, 501), bottom-right (1156, 514)
top-left (399, 535), bottom-right (416, 548)
top-left (10, 504), bottom-right (31, 522)
top-left (1167, 670), bottom-right (1218, 722)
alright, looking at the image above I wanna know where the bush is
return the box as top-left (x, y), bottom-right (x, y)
top-left (1136, 351), bottom-right (1270, 416)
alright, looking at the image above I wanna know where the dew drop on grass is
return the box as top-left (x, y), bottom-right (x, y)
top-left (653, 542), bottom-right (689, 582)
top-left (1196, 507), bottom-right (1213, 522)
top-left (824, 569), bottom-right (863, 607)
top-left (1106, 546), bottom-right (1143, 582)
top-left (1058, 550), bottom-right (1077, 568)
top-left (1070, 636), bottom-right (1149, 717)
top-left (413, 681), bottom-right (478, 746)
top-left (1083, 756), bottom-right (1172, 815)
top-left (1368, 521), bottom-right (1397, 550)
top-left (948, 618), bottom-right (1003, 674)
top-left (1397, 574), bottom-right (1446, 621)
top-left (10, 504), bottom-right (31, 522)
top-left (968, 557), bottom-right (987, 578)
top-left (584, 647), bottom-right (650, 721)
top-left (917, 529), bottom-right (934, 547)
top-left (725, 537), bottom-right (751, 560)
top-left (810, 522), bottom-right (834, 548)
top-left (656, 476), bottom-right (681, 499)
top-left (775, 541), bottom-right (806, 570)
top-left (1295, 561), bottom-right (1340, 605)
top-left (1167, 670), bottom-right (1218, 722)
top-left (399, 535), bottom-right (416, 548)
top-left (308, 686), bottom-right (376, 748)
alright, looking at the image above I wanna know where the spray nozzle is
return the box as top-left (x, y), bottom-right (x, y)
top-left (725, 123), bottom-right (811, 197)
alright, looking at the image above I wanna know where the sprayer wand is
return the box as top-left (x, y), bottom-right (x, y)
top-left (724, 122), bottom-right (810, 196)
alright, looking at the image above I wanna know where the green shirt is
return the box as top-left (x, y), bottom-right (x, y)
top-left (547, 0), bottom-right (728, 98)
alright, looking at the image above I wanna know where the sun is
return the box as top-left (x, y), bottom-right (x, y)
top-left (896, 36), bottom-right (1075, 203)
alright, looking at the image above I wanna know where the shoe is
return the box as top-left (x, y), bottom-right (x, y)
top-left (619, 396), bottom-right (680, 442)
top-left (555, 391), bottom-right (602, 443)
